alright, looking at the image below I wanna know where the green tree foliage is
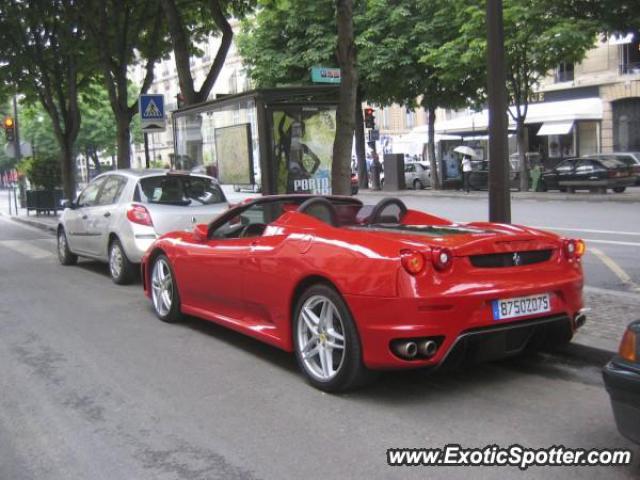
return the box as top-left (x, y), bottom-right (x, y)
top-left (442, 0), bottom-right (598, 190)
top-left (237, 0), bottom-right (338, 87)
top-left (161, 0), bottom-right (256, 106)
top-left (0, 0), bottom-right (94, 198)
top-left (83, 0), bottom-right (170, 169)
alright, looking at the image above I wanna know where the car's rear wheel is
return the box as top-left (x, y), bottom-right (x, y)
top-left (109, 238), bottom-right (135, 285)
top-left (57, 228), bottom-right (77, 265)
top-left (413, 179), bottom-right (424, 190)
top-left (293, 284), bottom-right (371, 392)
top-left (613, 186), bottom-right (626, 193)
top-left (150, 254), bottom-right (182, 323)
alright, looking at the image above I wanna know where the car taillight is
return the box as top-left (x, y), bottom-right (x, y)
top-left (619, 328), bottom-right (637, 363)
top-left (400, 249), bottom-right (426, 275)
top-left (127, 204), bottom-right (153, 226)
top-left (431, 247), bottom-right (453, 271)
top-left (563, 239), bottom-right (584, 259)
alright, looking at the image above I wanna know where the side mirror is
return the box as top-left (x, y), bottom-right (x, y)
top-left (61, 199), bottom-right (76, 209)
top-left (192, 223), bottom-right (209, 242)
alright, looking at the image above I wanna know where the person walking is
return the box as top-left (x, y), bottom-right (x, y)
top-left (461, 154), bottom-right (472, 193)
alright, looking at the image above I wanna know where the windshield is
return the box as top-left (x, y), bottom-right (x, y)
top-left (137, 175), bottom-right (226, 206)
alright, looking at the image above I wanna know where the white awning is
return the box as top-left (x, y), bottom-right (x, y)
top-left (609, 33), bottom-right (634, 45)
top-left (537, 121), bottom-right (574, 136)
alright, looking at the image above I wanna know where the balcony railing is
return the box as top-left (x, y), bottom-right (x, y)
top-left (620, 62), bottom-right (640, 74)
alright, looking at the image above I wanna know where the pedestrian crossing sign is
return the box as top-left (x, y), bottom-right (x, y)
top-left (139, 94), bottom-right (166, 132)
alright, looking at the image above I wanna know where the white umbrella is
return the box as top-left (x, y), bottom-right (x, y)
top-left (453, 145), bottom-right (479, 158)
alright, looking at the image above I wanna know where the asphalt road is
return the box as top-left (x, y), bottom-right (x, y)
top-left (0, 216), bottom-right (638, 480)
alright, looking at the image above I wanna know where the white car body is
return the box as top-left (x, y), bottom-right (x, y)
top-left (58, 169), bottom-right (228, 267)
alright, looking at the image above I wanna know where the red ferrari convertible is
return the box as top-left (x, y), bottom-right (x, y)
top-left (141, 195), bottom-right (586, 392)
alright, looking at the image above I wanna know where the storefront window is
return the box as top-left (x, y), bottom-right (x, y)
top-left (548, 134), bottom-right (574, 159)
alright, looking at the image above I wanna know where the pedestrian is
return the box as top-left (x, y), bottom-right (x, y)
top-left (461, 154), bottom-right (472, 193)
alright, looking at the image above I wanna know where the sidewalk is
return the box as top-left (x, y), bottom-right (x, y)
top-left (358, 186), bottom-right (640, 203)
top-left (1, 188), bottom-right (636, 356)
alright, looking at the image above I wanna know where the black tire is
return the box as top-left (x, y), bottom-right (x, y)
top-left (566, 186), bottom-right (575, 194)
top-left (559, 187), bottom-right (567, 193)
top-left (613, 186), bottom-right (626, 193)
top-left (413, 179), bottom-right (424, 190)
top-left (293, 283), bottom-right (373, 392)
top-left (149, 254), bottom-right (183, 323)
top-left (57, 228), bottom-right (78, 266)
top-left (109, 237), bottom-right (135, 285)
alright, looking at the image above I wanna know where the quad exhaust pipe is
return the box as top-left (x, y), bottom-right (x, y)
top-left (393, 341), bottom-right (418, 359)
top-left (392, 339), bottom-right (439, 360)
top-left (418, 339), bottom-right (438, 358)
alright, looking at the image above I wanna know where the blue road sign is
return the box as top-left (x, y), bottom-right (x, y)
top-left (139, 94), bottom-right (166, 132)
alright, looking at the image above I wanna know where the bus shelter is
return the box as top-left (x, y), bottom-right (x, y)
top-left (172, 86), bottom-right (340, 195)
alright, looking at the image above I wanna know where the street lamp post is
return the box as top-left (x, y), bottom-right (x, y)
top-left (486, 0), bottom-right (511, 223)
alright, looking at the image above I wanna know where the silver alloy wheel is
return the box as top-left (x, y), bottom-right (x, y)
top-left (297, 295), bottom-right (346, 381)
top-left (58, 231), bottom-right (67, 259)
top-left (151, 258), bottom-right (173, 317)
top-left (109, 243), bottom-right (124, 279)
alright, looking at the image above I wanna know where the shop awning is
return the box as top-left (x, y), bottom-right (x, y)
top-left (536, 121), bottom-right (574, 136)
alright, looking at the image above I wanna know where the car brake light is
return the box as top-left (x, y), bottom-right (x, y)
top-left (127, 204), bottom-right (153, 226)
top-left (400, 249), bottom-right (426, 275)
top-left (619, 329), bottom-right (637, 362)
top-left (431, 247), bottom-right (453, 271)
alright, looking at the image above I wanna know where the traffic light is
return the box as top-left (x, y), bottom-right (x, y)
top-left (3, 116), bottom-right (15, 142)
top-left (364, 107), bottom-right (375, 129)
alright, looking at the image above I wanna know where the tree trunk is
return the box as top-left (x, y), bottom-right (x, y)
top-left (516, 117), bottom-right (529, 191)
top-left (60, 138), bottom-right (76, 199)
top-left (116, 115), bottom-right (132, 169)
top-left (426, 105), bottom-right (440, 190)
top-left (355, 89), bottom-right (367, 189)
top-left (332, 0), bottom-right (358, 196)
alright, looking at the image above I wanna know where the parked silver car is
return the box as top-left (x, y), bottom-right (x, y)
top-left (57, 169), bottom-right (228, 284)
top-left (405, 161), bottom-right (431, 189)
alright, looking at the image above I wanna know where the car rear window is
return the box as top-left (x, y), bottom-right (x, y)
top-left (137, 175), bottom-right (226, 206)
top-left (597, 158), bottom-right (627, 169)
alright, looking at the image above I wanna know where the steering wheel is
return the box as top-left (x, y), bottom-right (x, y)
top-left (297, 197), bottom-right (338, 226)
top-left (368, 197), bottom-right (408, 224)
top-left (239, 223), bottom-right (267, 238)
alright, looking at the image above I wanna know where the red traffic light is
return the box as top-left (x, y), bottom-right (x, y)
top-left (364, 107), bottom-right (375, 128)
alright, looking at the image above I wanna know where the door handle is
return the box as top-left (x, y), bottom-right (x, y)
top-left (103, 212), bottom-right (111, 218)
top-left (82, 215), bottom-right (88, 220)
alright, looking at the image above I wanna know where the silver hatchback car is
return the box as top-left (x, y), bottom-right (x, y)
top-left (57, 169), bottom-right (229, 284)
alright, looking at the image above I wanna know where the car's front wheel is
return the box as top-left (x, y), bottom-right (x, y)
top-left (613, 186), bottom-right (626, 193)
top-left (109, 238), bottom-right (135, 285)
top-left (293, 284), bottom-right (371, 392)
top-left (150, 254), bottom-right (182, 323)
top-left (57, 228), bottom-right (77, 265)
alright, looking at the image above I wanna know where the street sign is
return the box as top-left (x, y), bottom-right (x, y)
top-left (310, 66), bottom-right (341, 84)
top-left (368, 129), bottom-right (380, 141)
top-left (139, 94), bottom-right (166, 133)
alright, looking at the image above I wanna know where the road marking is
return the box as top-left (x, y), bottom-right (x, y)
top-left (583, 239), bottom-right (640, 247)
top-left (532, 226), bottom-right (640, 236)
top-left (589, 246), bottom-right (640, 292)
top-left (0, 240), bottom-right (53, 259)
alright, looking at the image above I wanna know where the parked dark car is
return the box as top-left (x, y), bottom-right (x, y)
top-left (585, 153), bottom-right (640, 186)
top-left (603, 320), bottom-right (640, 444)
top-left (539, 157), bottom-right (636, 193)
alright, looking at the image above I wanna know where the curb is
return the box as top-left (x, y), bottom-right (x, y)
top-left (356, 189), bottom-right (640, 203)
top-left (553, 341), bottom-right (615, 365)
top-left (7, 214), bottom-right (57, 234)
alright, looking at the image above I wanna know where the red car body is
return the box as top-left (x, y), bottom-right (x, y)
top-left (141, 195), bottom-right (584, 371)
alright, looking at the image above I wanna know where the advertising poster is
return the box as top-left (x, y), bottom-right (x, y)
top-left (214, 124), bottom-right (254, 185)
top-left (272, 108), bottom-right (336, 195)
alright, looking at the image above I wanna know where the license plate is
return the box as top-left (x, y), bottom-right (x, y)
top-left (492, 293), bottom-right (551, 321)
